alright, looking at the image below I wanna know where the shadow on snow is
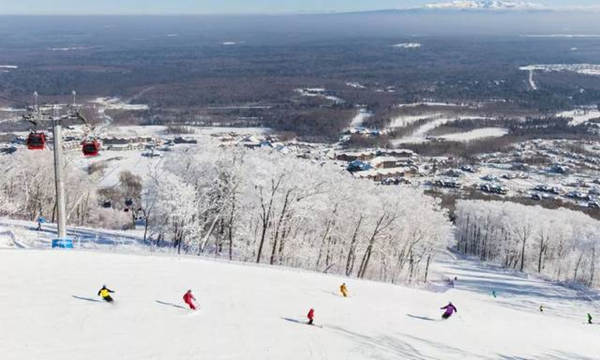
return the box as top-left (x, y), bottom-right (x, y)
top-left (155, 300), bottom-right (187, 309)
top-left (72, 295), bottom-right (102, 302)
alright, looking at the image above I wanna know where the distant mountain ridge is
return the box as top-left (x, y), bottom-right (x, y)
top-left (424, 1), bottom-right (543, 10)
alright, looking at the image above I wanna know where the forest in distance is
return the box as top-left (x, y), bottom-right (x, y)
top-left (1, 13), bottom-right (600, 142)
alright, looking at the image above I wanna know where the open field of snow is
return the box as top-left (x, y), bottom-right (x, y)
top-left (437, 127), bottom-right (508, 142)
top-left (90, 97), bottom-right (149, 111)
top-left (556, 108), bottom-right (600, 126)
top-left (388, 113), bottom-right (443, 129)
top-left (391, 116), bottom-right (493, 145)
top-left (1, 240), bottom-right (599, 360)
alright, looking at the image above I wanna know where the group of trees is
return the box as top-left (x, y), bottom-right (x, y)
top-left (455, 200), bottom-right (600, 288)
top-left (0, 151), bottom-right (132, 230)
top-left (144, 142), bottom-right (452, 284)
top-left (0, 143), bottom-right (452, 284)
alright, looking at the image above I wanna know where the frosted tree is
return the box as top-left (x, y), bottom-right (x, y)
top-left (147, 140), bottom-right (452, 284)
top-left (455, 200), bottom-right (600, 288)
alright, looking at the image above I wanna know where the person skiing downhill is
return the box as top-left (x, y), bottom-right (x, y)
top-left (441, 302), bottom-right (457, 319)
top-left (97, 285), bottom-right (115, 303)
top-left (307, 308), bottom-right (315, 325)
top-left (36, 216), bottom-right (46, 231)
top-left (183, 290), bottom-right (197, 310)
top-left (340, 283), bottom-right (348, 297)
top-left (588, 313), bottom-right (593, 324)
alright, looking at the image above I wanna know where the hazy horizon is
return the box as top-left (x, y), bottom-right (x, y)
top-left (1, 0), bottom-right (600, 16)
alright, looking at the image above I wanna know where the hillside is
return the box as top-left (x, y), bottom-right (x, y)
top-left (1, 221), bottom-right (599, 359)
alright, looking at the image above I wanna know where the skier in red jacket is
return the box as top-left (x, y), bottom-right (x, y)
top-left (307, 308), bottom-right (315, 325)
top-left (183, 290), bottom-right (197, 310)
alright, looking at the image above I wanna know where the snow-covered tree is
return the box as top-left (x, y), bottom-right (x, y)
top-left (146, 141), bottom-right (452, 284)
top-left (455, 200), bottom-right (600, 288)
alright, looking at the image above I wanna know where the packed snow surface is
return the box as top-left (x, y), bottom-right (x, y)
top-left (1, 230), bottom-right (599, 359)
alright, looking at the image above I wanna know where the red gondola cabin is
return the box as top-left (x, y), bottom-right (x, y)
top-left (81, 139), bottom-right (100, 156)
top-left (26, 132), bottom-right (46, 150)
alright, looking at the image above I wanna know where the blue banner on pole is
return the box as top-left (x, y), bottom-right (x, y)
top-left (52, 238), bottom-right (73, 248)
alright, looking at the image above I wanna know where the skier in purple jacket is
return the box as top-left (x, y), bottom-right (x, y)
top-left (441, 302), bottom-right (457, 319)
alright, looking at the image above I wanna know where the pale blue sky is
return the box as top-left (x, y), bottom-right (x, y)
top-left (0, 0), bottom-right (598, 15)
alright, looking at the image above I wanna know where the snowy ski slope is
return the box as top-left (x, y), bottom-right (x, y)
top-left (1, 224), bottom-right (600, 359)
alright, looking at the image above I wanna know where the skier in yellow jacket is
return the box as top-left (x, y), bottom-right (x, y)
top-left (340, 283), bottom-right (348, 297)
top-left (97, 285), bottom-right (115, 303)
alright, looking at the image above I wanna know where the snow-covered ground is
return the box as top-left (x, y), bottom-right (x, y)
top-left (437, 127), bottom-right (508, 142)
top-left (556, 108), bottom-right (600, 126)
top-left (346, 82), bottom-right (366, 89)
top-left (396, 102), bottom-right (463, 108)
top-left (68, 149), bottom-right (163, 187)
top-left (528, 69), bottom-right (538, 90)
top-left (388, 113), bottom-right (443, 129)
top-left (1, 220), bottom-right (599, 359)
top-left (295, 88), bottom-right (345, 104)
top-left (48, 47), bottom-right (91, 51)
top-left (392, 42), bottom-right (422, 49)
top-left (90, 97), bottom-right (149, 111)
top-left (392, 116), bottom-right (493, 145)
top-left (520, 64), bottom-right (600, 77)
top-left (349, 108), bottom-right (373, 128)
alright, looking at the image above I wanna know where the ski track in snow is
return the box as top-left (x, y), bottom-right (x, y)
top-left (528, 69), bottom-right (538, 90)
top-left (349, 109), bottom-right (373, 128)
top-left (1, 220), bottom-right (600, 359)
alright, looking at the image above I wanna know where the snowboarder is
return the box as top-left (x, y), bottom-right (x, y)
top-left (441, 302), bottom-right (457, 319)
top-left (183, 290), bottom-right (197, 310)
top-left (307, 308), bottom-right (315, 325)
top-left (97, 285), bottom-right (115, 303)
top-left (340, 283), bottom-right (348, 297)
top-left (588, 313), bottom-right (593, 324)
top-left (492, 290), bottom-right (497, 298)
top-left (539, 305), bottom-right (544, 312)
